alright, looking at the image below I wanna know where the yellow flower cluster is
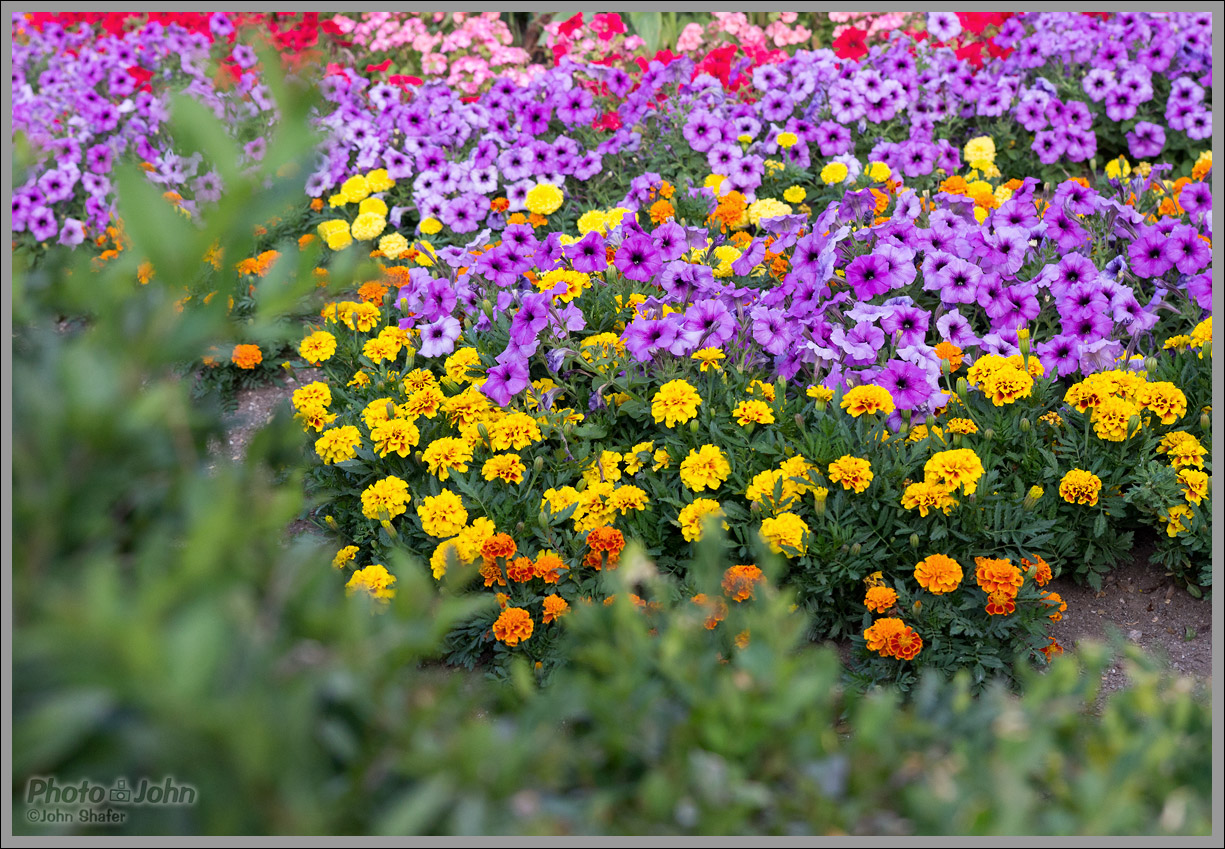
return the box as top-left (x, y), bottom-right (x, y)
top-left (679, 445), bottom-right (731, 492)
top-left (1058, 469), bottom-right (1102, 506)
top-left (678, 499), bottom-right (727, 542)
top-left (758, 512), bottom-right (809, 556)
top-left (840, 385), bottom-right (895, 417)
top-left (652, 379), bottom-right (702, 427)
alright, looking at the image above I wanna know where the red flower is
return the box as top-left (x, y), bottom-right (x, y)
top-left (557, 12), bottom-right (583, 38)
top-left (832, 27), bottom-right (868, 61)
top-left (389, 74), bottom-right (423, 91)
top-left (366, 58), bottom-right (393, 75)
top-left (592, 12), bottom-right (625, 42)
top-left (325, 62), bottom-right (350, 82)
top-left (955, 41), bottom-right (985, 69)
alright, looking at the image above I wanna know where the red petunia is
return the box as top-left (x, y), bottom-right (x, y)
top-left (832, 27), bottom-right (868, 61)
top-left (557, 12), bottom-right (583, 38)
top-left (366, 59), bottom-right (391, 73)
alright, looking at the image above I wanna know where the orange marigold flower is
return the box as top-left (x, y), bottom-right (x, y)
top-left (1040, 591), bottom-right (1067, 621)
top-left (310, 197), bottom-right (324, 212)
top-left (934, 340), bottom-right (964, 372)
top-left (1040, 637), bottom-right (1064, 661)
top-left (648, 198), bottom-right (675, 224)
top-left (691, 593), bottom-right (728, 629)
top-left (231, 344), bottom-right (263, 369)
top-left (864, 585), bottom-right (898, 614)
top-left (479, 561), bottom-right (506, 588)
top-left (357, 280), bottom-right (389, 304)
top-left (534, 551), bottom-right (567, 584)
top-left (542, 594), bottom-right (569, 624)
top-left (507, 556), bottom-right (536, 583)
top-left (492, 607), bottom-right (534, 646)
top-left (1022, 555), bottom-right (1053, 587)
top-left (863, 617), bottom-right (907, 656)
top-left (491, 196), bottom-right (510, 213)
top-left (585, 526), bottom-right (625, 570)
top-left (722, 564), bottom-right (765, 603)
top-left (914, 554), bottom-right (964, 594)
top-left (887, 626), bottom-right (923, 660)
top-left (975, 557), bottom-right (1023, 596)
top-left (985, 591), bottom-right (1016, 616)
top-left (481, 533), bottom-right (517, 564)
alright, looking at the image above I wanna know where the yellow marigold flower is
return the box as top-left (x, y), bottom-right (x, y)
top-left (315, 425), bottom-right (362, 465)
top-left (524, 182), bottom-right (564, 216)
top-left (945, 417), bottom-right (978, 435)
top-left (746, 379), bottom-right (775, 401)
top-left (775, 131), bottom-right (799, 149)
top-left (733, 399), bottom-right (775, 426)
top-left (371, 418), bottom-right (421, 458)
top-left (541, 486), bottom-right (580, 516)
top-left (979, 365), bottom-right (1034, 405)
top-left (1165, 504), bottom-right (1193, 537)
top-left (444, 347), bottom-right (482, 383)
top-left (865, 161), bottom-right (891, 182)
top-left (758, 512), bottom-right (809, 556)
top-left (901, 480), bottom-right (958, 517)
top-left (1059, 469), bottom-right (1102, 506)
top-left (361, 476), bottom-right (411, 520)
top-left (607, 485), bottom-right (649, 515)
top-left (963, 136), bottom-right (996, 169)
top-left (429, 538), bottom-right (466, 580)
top-left (350, 211), bottom-right (386, 241)
top-left (828, 455), bottom-right (873, 493)
top-left (1177, 468), bottom-right (1208, 505)
top-left (417, 490), bottom-right (468, 538)
top-left (340, 174), bottom-right (371, 203)
top-left (346, 563), bottom-right (396, 602)
top-left (691, 347), bottom-right (726, 372)
top-left (923, 448), bottom-right (985, 496)
top-left (783, 185), bottom-right (806, 203)
top-left (864, 585), bottom-right (897, 614)
top-left (622, 441), bottom-right (654, 475)
top-left (359, 196), bottom-right (388, 218)
top-left (536, 267), bottom-right (592, 303)
top-left (1136, 381), bottom-right (1187, 425)
top-left (652, 379), bottom-right (702, 427)
top-left (678, 499), bottom-right (727, 542)
top-left (653, 447), bottom-right (672, 471)
top-left (820, 161), bottom-right (849, 184)
top-left (1090, 395), bottom-right (1141, 441)
top-left (489, 411), bottom-right (542, 451)
top-left (840, 385), bottom-right (896, 417)
top-left (481, 453), bottom-right (525, 485)
top-left (296, 403), bottom-right (337, 433)
top-left (332, 545), bottom-right (358, 570)
top-left (914, 554), bottom-right (964, 594)
top-left (231, 344), bottom-right (263, 370)
top-left (342, 302), bottom-right (382, 333)
top-left (492, 607), bottom-right (534, 646)
top-left (415, 217), bottom-right (442, 236)
top-left (378, 232), bottom-right (409, 259)
top-left (1157, 431), bottom-right (1207, 469)
top-left (1163, 334), bottom-right (1193, 351)
top-left (747, 198), bottom-right (793, 228)
top-left (292, 381), bottom-right (331, 412)
top-left (1104, 156), bottom-right (1131, 180)
top-left (1191, 150), bottom-right (1212, 181)
top-left (422, 437), bottom-right (474, 481)
top-left (362, 336), bottom-right (400, 365)
top-left (582, 450), bottom-right (622, 486)
top-left (679, 445), bottom-right (731, 492)
top-left (807, 385), bottom-right (834, 403)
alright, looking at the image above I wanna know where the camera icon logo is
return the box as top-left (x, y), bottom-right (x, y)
top-left (109, 780), bottom-right (131, 803)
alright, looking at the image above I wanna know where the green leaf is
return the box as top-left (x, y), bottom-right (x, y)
top-left (628, 12), bottom-right (662, 54)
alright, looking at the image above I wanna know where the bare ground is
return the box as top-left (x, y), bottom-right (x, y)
top-left (222, 378), bottom-right (1214, 694)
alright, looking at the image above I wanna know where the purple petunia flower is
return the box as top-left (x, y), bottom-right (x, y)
top-left (1127, 228), bottom-right (1178, 278)
top-left (480, 357), bottom-right (530, 406)
top-left (844, 253), bottom-right (895, 300)
top-left (418, 315), bottom-right (462, 358)
top-left (614, 232), bottom-right (663, 283)
top-left (565, 230), bottom-right (607, 274)
top-left (876, 358), bottom-right (931, 410)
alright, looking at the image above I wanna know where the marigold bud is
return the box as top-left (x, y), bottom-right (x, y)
top-left (1023, 485), bottom-right (1044, 510)
top-left (385, 401), bottom-right (396, 420)
top-left (956, 377), bottom-right (968, 399)
top-left (1201, 410), bottom-right (1210, 432)
top-left (325, 515), bottom-right (339, 531)
top-left (690, 419), bottom-right (700, 434)
top-left (909, 533), bottom-right (920, 549)
top-left (1144, 356), bottom-right (1158, 372)
top-left (533, 456), bottom-right (544, 472)
top-left (850, 543), bottom-right (862, 556)
top-left (983, 428), bottom-right (995, 441)
top-left (1019, 417), bottom-right (1031, 433)
top-left (795, 413), bottom-right (805, 428)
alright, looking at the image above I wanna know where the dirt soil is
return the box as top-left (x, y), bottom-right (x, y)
top-left (222, 378), bottom-right (1214, 696)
